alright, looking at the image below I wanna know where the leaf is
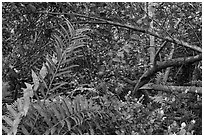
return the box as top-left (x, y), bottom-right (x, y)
top-left (23, 83), bottom-right (33, 97)
top-left (56, 70), bottom-right (72, 78)
top-left (50, 82), bottom-right (69, 92)
top-left (64, 17), bottom-right (75, 37)
top-left (7, 104), bottom-right (18, 118)
top-left (72, 98), bottom-right (79, 113)
top-left (52, 54), bottom-right (58, 64)
top-left (31, 70), bottom-right (39, 91)
top-left (61, 55), bottom-right (82, 66)
top-left (2, 125), bottom-right (10, 134)
top-left (61, 99), bottom-right (71, 116)
top-left (51, 103), bottom-right (62, 122)
top-left (70, 116), bottom-right (79, 125)
top-left (75, 27), bottom-right (91, 35)
top-left (2, 115), bottom-right (13, 126)
top-left (63, 98), bottom-right (73, 114)
top-left (64, 44), bottom-right (85, 54)
top-left (12, 114), bottom-right (22, 135)
top-left (53, 35), bottom-right (63, 61)
top-left (46, 55), bottom-right (57, 71)
top-left (40, 63), bottom-right (48, 79)
top-left (58, 64), bottom-right (78, 73)
top-left (16, 98), bottom-right (24, 112)
top-left (56, 101), bottom-right (66, 120)
top-left (51, 126), bottom-right (57, 135)
top-left (71, 35), bottom-right (89, 43)
top-left (81, 98), bottom-right (88, 110)
top-left (59, 24), bottom-right (70, 42)
top-left (75, 113), bottom-right (83, 125)
top-left (19, 84), bottom-right (33, 116)
top-left (65, 119), bottom-right (71, 131)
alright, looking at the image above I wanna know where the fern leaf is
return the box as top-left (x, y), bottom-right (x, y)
top-left (51, 103), bottom-right (62, 121)
top-left (65, 119), bottom-right (71, 131)
top-left (70, 116), bottom-right (79, 125)
top-left (50, 126), bottom-right (57, 135)
top-left (53, 35), bottom-right (63, 61)
top-left (75, 27), bottom-right (91, 34)
top-left (72, 97), bottom-right (80, 113)
top-left (61, 99), bottom-right (71, 116)
top-left (61, 55), bottom-right (81, 65)
top-left (20, 125), bottom-right (30, 135)
top-left (66, 44), bottom-right (85, 53)
top-left (2, 125), bottom-right (10, 134)
top-left (59, 24), bottom-right (70, 42)
top-left (54, 33), bottom-right (66, 49)
top-left (75, 113), bottom-right (83, 125)
top-left (46, 55), bottom-right (57, 71)
top-left (64, 17), bottom-right (75, 37)
top-left (72, 35), bottom-right (89, 43)
top-left (50, 82), bottom-right (69, 92)
top-left (12, 114), bottom-right (22, 135)
top-left (55, 28), bottom-right (66, 40)
top-left (56, 102), bottom-right (66, 120)
top-left (33, 103), bottom-right (51, 125)
top-left (58, 64), bottom-right (78, 73)
top-left (2, 115), bottom-right (13, 127)
top-left (81, 98), bottom-right (88, 110)
top-left (55, 70), bottom-right (72, 77)
top-left (6, 104), bottom-right (18, 118)
top-left (63, 98), bottom-right (73, 114)
top-left (74, 126), bottom-right (83, 135)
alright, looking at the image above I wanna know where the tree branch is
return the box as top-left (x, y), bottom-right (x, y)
top-left (40, 11), bottom-right (202, 53)
top-left (153, 41), bottom-right (168, 66)
top-left (131, 54), bottom-right (202, 97)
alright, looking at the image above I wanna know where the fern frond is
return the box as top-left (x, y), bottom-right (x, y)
top-left (41, 20), bottom-right (89, 99)
top-left (2, 83), bottom-right (34, 135)
top-left (155, 72), bottom-right (164, 85)
top-left (14, 94), bottom-right (107, 135)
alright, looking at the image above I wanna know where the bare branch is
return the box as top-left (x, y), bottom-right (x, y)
top-left (131, 54), bottom-right (202, 97)
top-left (40, 11), bottom-right (202, 53)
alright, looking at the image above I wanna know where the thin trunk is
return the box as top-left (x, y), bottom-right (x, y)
top-left (148, 2), bottom-right (155, 67)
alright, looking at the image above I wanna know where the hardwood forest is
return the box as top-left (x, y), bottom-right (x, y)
top-left (2, 2), bottom-right (202, 135)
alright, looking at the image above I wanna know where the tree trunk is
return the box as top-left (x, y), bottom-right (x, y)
top-left (148, 2), bottom-right (155, 67)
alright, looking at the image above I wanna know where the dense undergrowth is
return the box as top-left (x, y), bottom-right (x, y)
top-left (2, 2), bottom-right (202, 135)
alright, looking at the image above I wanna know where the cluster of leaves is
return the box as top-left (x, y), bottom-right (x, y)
top-left (2, 2), bottom-right (202, 135)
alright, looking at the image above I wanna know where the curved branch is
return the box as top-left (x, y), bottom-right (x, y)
top-left (132, 54), bottom-right (202, 97)
top-left (40, 11), bottom-right (202, 53)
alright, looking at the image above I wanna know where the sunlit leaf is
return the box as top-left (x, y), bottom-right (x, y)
top-left (31, 70), bottom-right (39, 91)
top-left (40, 63), bottom-right (48, 79)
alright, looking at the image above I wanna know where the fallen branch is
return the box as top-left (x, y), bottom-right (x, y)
top-left (140, 83), bottom-right (202, 94)
top-left (132, 54), bottom-right (202, 97)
